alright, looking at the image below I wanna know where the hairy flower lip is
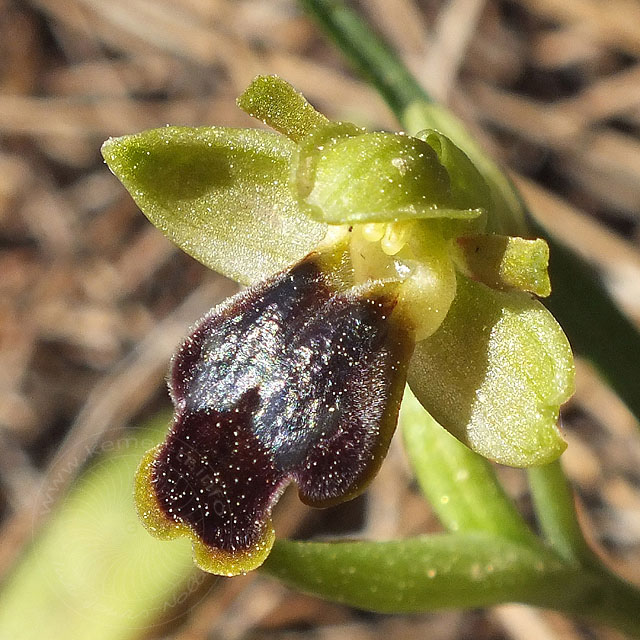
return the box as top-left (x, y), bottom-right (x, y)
top-left (134, 248), bottom-right (414, 575)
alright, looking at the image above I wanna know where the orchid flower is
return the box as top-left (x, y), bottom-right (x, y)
top-left (102, 76), bottom-right (574, 576)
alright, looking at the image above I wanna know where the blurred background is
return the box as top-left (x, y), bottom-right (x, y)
top-left (0, 0), bottom-right (639, 638)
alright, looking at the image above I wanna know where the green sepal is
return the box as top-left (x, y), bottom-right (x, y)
top-left (237, 75), bottom-right (329, 143)
top-left (102, 126), bottom-right (326, 285)
top-left (298, 129), bottom-right (482, 224)
top-left (295, 121), bottom-right (365, 202)
top-left (454, 234), bottom-right (551, 297)
top-left (408, 274), bottom-right (574, 467)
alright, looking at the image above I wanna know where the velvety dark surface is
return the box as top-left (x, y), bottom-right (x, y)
top-left (152, 255), bottom-right (412, 552)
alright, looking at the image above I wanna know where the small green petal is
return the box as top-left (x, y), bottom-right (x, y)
top-left (454, 234), bottom-right (551, 297)
top-left (299, 129), bottom-right (482, 224)
top-left (102, 126), bottom-right (326, 285)
top-left (408, 274), bottom-right (574, 467)
top-left (237, 75), bottom-right (329, 143)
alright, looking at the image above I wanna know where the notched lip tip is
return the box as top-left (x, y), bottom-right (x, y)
top-left (191, 525), bottom-right (275, 576)
top-left (135, 444), bottom-right (276, 576)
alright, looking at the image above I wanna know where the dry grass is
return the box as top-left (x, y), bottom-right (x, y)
top-left (0, 0), bottom-right (639, 638)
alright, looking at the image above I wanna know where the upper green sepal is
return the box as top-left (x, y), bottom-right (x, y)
top-left (101, 126), bottom-right (326, 285)
top-left (408, 274), bottom-right (574, 467)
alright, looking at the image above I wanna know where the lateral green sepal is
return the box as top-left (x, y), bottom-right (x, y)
top-left (408, 274), bottom-right (574, 467)
top-left (102, 126), bottom-right (326, 285)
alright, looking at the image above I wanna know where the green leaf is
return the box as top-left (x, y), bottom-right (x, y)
top-left (262, 534), bottom-right (579, 613)
top-left (401, 387), bottom-right (536, 544)
top-left (408, 274), bottom-right (574, 467)
top-left (102, 126), bottom-right (326, 285)
top-left (540, 230), bottom-right (640, 422)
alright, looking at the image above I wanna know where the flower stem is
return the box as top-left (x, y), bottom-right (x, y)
top-left (401, 388), bottom-right (535, 546)
top-left (265, 535), bottom-right (640, 638)
top-left (297, 0), bottom-right (430, 118)
top-left (529, 460), bottom-right (640, 637)
top-left (527, 460), bottom-right (595, 566)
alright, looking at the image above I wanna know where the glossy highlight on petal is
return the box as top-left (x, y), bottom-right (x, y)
top-left (135, 249), bottom-right (414, 575)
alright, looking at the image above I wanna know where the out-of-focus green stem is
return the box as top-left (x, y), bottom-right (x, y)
top-left (297, 0), bottom-right (429, 119)
top-left (527, 459), bottom-right (640, 636)
top-left (264, 536), bottom-right (640, 637)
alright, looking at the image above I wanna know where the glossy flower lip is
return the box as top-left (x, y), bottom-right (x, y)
top-left (134, 248), bottom-right (414, 575)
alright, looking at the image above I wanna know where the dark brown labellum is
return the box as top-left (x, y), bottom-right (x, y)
top-left (135, 250), bottom-right (414, 575)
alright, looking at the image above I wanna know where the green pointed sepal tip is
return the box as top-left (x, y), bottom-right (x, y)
top-left (237, 75), bottom-right (329, 142)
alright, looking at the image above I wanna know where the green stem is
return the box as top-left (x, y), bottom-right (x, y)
top-left (527, 461), bottom-right (595, 566)
top-left (297, 0), bottom-right (430, 119)
top-left (264, 536), bottom-right (640, 637)
top-left (264, 534), bottom-right (583, 613)
top-left (401, 388), bottom-right (535, 546)
top-left (529, 460), bottom-right (640, 637)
